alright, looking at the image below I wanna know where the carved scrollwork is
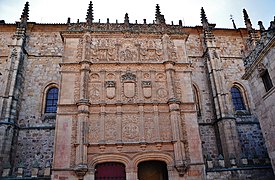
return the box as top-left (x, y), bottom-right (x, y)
top-left (121, 71), bottom-right (136, 82)
top-left (142, 81), bottom-right (152, 87)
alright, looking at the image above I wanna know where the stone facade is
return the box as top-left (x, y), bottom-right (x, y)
top-left (0, 2), bottom-right (274, 179)
top-left (243, 17), bottom-right (275, 173)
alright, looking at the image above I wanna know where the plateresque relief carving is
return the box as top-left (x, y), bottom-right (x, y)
top-left (105, 81), bottom-right (116, 99)
top-left (142, 81), bottom-right (152, 98)
top-left (122, 70), bottom-right (136, 98)
top-left (122, 114), bottom-right (139, 141)
top-left (76, 36), bottom-right (179, 63)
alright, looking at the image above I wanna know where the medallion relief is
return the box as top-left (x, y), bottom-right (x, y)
top-left (122, 114), bottom-right (139, 141)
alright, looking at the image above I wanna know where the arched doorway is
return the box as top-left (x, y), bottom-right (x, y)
top-left (138, 160), bottom-right (168, 180)
top-left (95, 162), bottom-right (126, 180)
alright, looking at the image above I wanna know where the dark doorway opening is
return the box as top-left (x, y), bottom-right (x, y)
top-left (95, 162), bottom-right (126, 180)
top-left (138, 160), bottom-right (168, 180)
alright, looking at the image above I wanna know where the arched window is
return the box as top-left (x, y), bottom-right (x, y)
top-left (230, 87), bottom-right (246, 111)
top-left (45, 87), bottom-right (59, 113)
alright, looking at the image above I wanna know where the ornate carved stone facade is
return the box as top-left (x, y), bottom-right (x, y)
top-left (0, 2), bottom-right (274, 179)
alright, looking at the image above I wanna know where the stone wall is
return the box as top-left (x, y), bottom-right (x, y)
top-left (236, 115), bottom-right (268, 159)
top-left (207, 167), bottom-right (274, 180)
top-left (12, 29), bottom-right (63, 175)
top-left (14, 128), bottom-right (55, 176)
top-left (243, 36), bottom-right (275, 172)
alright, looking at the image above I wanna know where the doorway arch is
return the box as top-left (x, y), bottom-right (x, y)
top-left (138, 160), bottom-right (168, 180)
top-left (95, 162), bottom-right (126, 180)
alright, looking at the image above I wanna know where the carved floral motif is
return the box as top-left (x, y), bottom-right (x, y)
top-left (122, 114), bottom-right (139, 141)
top-left (105, 115), bottom-right (117, 142)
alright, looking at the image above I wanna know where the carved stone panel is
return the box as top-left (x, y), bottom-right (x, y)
top-left (75, 37), bottom-right (180, 63)
top-left (88, 114), bottom-right (101, 143)
top-left (159, 113), bottom-right (172, 141)
top-left (105, 114), bottom-right (117, 142)
top-left (89, 83), bottom-right (101, 102)
top-left (122, 114), bottom-right (139, 142)
top-left (144, 113), bottom-right (155, 142)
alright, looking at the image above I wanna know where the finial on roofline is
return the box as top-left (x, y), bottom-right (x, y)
top-left (124, 13), bottom-right (129, 25)
top-left (200, 7), bottom-right (208, 29)
top-left (258, 21), bottom-right (265, 32)
top-left (20, 1), bottom-right (29, 27)
top-left (230, 15), bottom-right (237, 29)
top-left (155, 4), bottom-right (165, 24)
top-left (86, 1), bottom-right (94, 24)
top-left (243, 9), bottom-right (253, 31)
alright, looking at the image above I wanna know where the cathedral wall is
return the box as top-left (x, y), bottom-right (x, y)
top-left (0, 31), bottom-right (14, 106)
top-left (246, 46), bottom-right (275, 171)
top-left (186, 30), bottom-right (269, 166)
top-left (13, 30), bottom-right (63, 174)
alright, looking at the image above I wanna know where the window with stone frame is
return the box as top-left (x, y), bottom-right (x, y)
top-left (230, 86), bottom-right (246, 111)
top-left (261, 70), bottom-right (273, 92)
top-left (45, 87), bottom-right (59, 113)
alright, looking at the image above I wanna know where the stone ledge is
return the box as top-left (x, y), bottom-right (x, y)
top-left (206, 165), bottom-right (273, 172)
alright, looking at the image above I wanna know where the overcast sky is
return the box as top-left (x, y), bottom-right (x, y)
top-left (0, 0), bottom-right (274, 29)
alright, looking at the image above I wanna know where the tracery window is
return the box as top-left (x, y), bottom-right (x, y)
top-left (45, 87), bottom-right (59, 113)
top-left (231, 86), bottom-right (246, 111)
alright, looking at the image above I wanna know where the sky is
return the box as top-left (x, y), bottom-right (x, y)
top-left (0, 0), bottom-right (274, 29)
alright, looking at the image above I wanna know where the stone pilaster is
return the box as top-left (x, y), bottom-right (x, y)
top-left (0, 17), bottom-right (28, 174)
top-left (74, 60), bottom-right (91, 177)
top-left (164, 61), bottom-right (187, 176)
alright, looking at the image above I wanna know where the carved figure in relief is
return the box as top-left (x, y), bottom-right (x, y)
top-left (162, 34), bottom-right (177, 61)
top-left (120, 48), bottom-right (137, 62)
top-left (140, 39), bottom-right (162, 62)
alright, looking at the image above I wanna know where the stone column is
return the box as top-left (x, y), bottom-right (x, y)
top-left (164, 61), bottom-right (186, 176)
top-left (74, 61), bottom-right (91, 177)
